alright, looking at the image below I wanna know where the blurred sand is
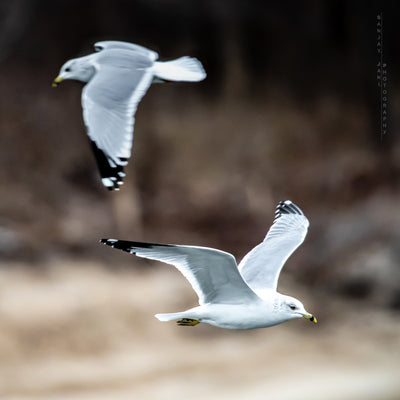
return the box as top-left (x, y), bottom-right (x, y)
top-left (0, 261), bottom-right (398, 400)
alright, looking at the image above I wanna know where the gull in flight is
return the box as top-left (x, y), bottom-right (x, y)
top-left (101, 200), bottom-right (317, 329)
top-left (53, 41), bottom-right (206, 190)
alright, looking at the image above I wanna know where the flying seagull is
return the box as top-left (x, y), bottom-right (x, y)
top-left (53, 41), bottom-right (206, 190)
top-left (100, 200), bottom-right (317, 329)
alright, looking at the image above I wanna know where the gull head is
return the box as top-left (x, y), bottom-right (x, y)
top-left (53, 58), bottom-right (95, 87)
top-left (279, 294), bottom-right (317, 324)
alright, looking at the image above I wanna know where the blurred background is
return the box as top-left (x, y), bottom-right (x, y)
top-left (0, 1), bottom-right (399, 399)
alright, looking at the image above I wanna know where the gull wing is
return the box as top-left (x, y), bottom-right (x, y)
top-left (94, 41), bottom-right (158, 61)
top-left (238, 201), bottom-right (309, 296)
top-left (82, 50), bottom-right (154, 190)
top-left (101, 239), bottom-right (259, 305)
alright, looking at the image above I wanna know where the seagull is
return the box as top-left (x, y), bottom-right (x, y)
top-left (100, 200), bottom-right (317, 330)
top-left (53, 41), bottom-right (206, 190)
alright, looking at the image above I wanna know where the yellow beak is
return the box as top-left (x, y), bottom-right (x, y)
top-left (52, 76), bottom-right (64, 87)
top-left (303, 313), bottom-right (317, 323)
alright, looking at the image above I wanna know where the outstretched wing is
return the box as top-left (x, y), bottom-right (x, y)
top-left (238, 200), bottom-right (309, 296)
top-left (82, 49), bottom-right (155, 190)
top-left (100, 239), bottom-right (259, 305)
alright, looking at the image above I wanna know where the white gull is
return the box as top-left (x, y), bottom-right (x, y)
top-left (101, 200), bottom-right (317, 329)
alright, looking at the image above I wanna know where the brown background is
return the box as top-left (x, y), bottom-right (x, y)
top-left (0, 1), bottom-right (399, 399)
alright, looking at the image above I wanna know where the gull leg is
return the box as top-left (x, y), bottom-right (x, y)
top-left (177, 318), bottom-right (201, 326)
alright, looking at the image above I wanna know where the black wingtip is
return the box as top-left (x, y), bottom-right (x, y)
top-left (274, 200), bottom-right (304, 220)
top-left (89, 140), bottom-right (128, 191)
top-left (100, 239), bottom-right (173, 254)
top-left (100, 238), bottom-right (136, 254)
top-left (100, 238), bottom-right (119, 247)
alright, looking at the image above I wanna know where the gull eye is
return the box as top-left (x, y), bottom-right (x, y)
top-left (65, 67), bottom-right (71, 72)
top-left (289, 304), bottom-right (296, 310)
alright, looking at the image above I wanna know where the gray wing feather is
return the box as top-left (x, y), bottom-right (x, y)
top-left (94, 41), bottom-right (158, 61)
top-left (82, 51), bottom-right (155, 166)
top-left (101, 240), bottom-right (259, 305)
top-left (238, 201), bottom-right (309, 295)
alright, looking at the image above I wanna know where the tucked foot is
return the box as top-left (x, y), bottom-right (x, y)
top-left (177, 318), bottom-right (200, 326)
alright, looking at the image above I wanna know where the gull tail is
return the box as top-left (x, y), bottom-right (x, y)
top-left (155, 312), bottom-right (185, 322)
top-left (152, 57), bottom-right (206, 82)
